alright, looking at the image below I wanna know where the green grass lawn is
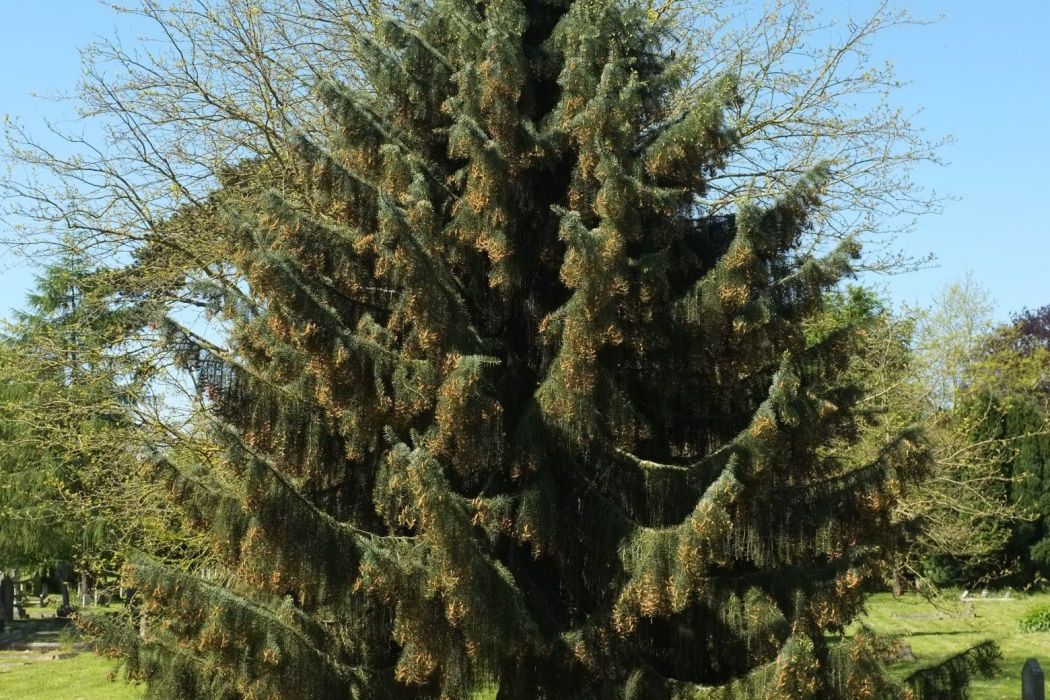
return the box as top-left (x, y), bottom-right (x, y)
top-left (0, 650), bottom-right (142, 700)
top-left (0, 598), bottom-right (144, 700)
top-left (851, 591), bottom-right (1050, 699)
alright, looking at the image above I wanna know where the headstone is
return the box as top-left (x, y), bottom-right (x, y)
top-left (895, 642), bottom-right (917, 662)
top-left (0, 575), bottom-right (13, 623)
top-left (79, 573), bottom-right (91, 607)
top-left (1024, 658), bottom-right (1045, 700)
top-left (61, 582), bottom-right (70, 608)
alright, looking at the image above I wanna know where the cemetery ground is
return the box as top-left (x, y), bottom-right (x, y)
top-left (1, 593), bottom-right (1048, 698)
top-left (847, 591), bottom-right (1050, 699)
top-left (0, 598), bottom-right (141, 700)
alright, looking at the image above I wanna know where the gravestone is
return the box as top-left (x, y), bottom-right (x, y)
top-left (79, 574), bottom-right (91, 607)
top-left (78, 571), bottom-right (89, 592)
top-left (0, 575), bottom-right (13, 623)
top-left (56, 581), bottom-right (74, 618)
top-left (1024, 658), bottom-right (1045, 700)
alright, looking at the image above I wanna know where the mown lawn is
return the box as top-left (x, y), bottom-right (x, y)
top-left (0, 649), bottom-right (142, 700)
top-left (852, 591), bottom-right (1050, 699)
top-left (0, 597), bottom-right (143, 700)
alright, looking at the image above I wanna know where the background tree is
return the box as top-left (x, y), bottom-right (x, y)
top-left (0, 254), bottom-right (122, 584)
top-left (833, 279), bottom-right (1050, 589)
top-left (946, 305), bottom-right (1050, 586)
top-left (0, 339), bottom-right (80, 570)
top-left (0, 248), bottom-right (195, 591)
top-left (824, 280), bottom-right (1025, 589)
top-left (897, 279), bottom-right (1014, 586)
top-left (910, 273), bottom-right (996, 410)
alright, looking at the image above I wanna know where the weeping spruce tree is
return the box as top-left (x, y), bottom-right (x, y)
top-left (101, 1), bottom-right (934, 698)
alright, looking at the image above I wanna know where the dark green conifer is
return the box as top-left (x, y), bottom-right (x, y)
top-left (0, 253), bottom-right (125, 570)
top-left (103, 1), bottom-right (930, 697)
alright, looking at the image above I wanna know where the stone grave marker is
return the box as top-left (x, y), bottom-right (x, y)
top-left (79, 575), bottom-right (91, 607)
top-left (1024, 658), bottom-right (1045, 700)
top-left (0, 575), bottom-right (13, 623)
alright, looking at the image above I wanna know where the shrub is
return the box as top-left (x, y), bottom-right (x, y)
top-left (1019, 602), bottom-right (1050, 632)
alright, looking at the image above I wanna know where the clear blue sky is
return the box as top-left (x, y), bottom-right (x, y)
top-left (0, 1), bottom-right (1047, 320)
top-left (823, 0), bottom-right (1050, 318)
